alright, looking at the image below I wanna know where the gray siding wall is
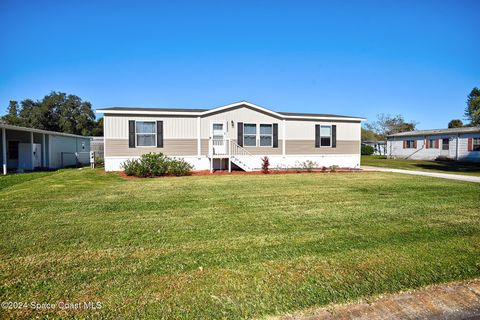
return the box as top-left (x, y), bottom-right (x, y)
top-left (49, 135), bottom-right (91, 168)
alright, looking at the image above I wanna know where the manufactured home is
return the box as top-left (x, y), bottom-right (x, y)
top-left (98, 101), bottom-right (364, 172)
top-left (1, 123), bottom-right (91, 174)
top-left (387, 127), bottom-right (480, 162)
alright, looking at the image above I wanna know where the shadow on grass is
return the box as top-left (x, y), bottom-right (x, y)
top-left (414, 161), bottom-right (480, 174)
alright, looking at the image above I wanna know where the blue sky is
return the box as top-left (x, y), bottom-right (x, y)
top-left (0, 0), bottom-right (478, 129)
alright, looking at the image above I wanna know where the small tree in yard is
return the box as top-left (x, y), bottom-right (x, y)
top-left (261, 156), bottom-right (270, 174)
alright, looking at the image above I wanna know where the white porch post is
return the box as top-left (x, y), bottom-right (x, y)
top-left (30, 131), bottom-right (34, 170)
top-left (282, 119), bottom-right (286, 156)
top-left (2, 127), bottom-right (6, 175)
top-left (228, 140), bottom-right (231, 173)
top-left (42, 133), bottom-right (46, 168)
top-left (197, 116), bottom-right (201, 157)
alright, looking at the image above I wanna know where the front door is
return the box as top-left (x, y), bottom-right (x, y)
top-left (211, 122), bottom-right (227, 155)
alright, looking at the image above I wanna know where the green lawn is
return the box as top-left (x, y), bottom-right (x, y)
top-left (1, 169), bottom-right (479, 319)
top-left (362, 155), bottom-right (480, 176)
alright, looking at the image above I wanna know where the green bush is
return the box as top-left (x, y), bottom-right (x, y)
top-left (361, 144), bottom-right (375, 155)
top-left (94, 156), bottom-right (104, 168)
top-left (122, 153), bottom-right (192, 177)
top-left (167, 158), bottom-right (193, 176)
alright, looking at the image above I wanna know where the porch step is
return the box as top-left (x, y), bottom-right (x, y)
top-left (230, 156), bottom-right (253, 172)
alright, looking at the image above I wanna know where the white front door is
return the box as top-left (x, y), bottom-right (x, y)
top-left (211, 122), bottom-right (227, 155)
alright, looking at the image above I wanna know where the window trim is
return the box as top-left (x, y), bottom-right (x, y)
top-left (259, 124), bottom-right (273, 147)
top-left (473, 138), bottom-right (480, 152)
top-left (135, 120), bottom-right (157, 148)
top-left (319, 125), bottom-right (332, 147)
top-left (243, 123), bottom-right (257, 147)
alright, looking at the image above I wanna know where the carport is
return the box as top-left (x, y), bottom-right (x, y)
top-left (1, 123), bottom-right (91, 175)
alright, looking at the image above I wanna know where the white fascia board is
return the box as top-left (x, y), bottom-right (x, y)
top-left (283, 115), bottom-right (365, 122)
top-left (201, 101), bottom-right (284, 118)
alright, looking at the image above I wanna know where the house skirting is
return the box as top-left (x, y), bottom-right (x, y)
top-left (104, 154), bottom-right (361, 172)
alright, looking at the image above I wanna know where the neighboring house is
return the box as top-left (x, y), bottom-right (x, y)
top-left (98, 101), bottom-right (364, 172)
top-left (1, 123), bottom-right (91, 174)
top-left (387, 127), bottom-right (480, 162)
top-left (362, 140), bottom-right (386, 155)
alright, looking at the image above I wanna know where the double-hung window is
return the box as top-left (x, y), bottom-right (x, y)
top-left (427, 139), bottom-right (437, 148)
top-left (136, 121), bottom-right (156, 147)
top-left (442, 138), bottom-right (449, 150)
top-left (243, 123), bottom-right (257, 146)
top-left (259, 124), bottom-right (272, 147)
top-left (473, 138), bottom-right (480, 151)
top-left (405, 140), bottom-right (416, 148)
top-left (320, 125), bottom-right (331, 147)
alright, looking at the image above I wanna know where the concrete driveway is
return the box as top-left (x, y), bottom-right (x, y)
top-left (361, 166), bottom-right (480, 183)
top-left (274, 279), bottom-right (480, 320)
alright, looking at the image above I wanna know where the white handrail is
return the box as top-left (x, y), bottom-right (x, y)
top-left (229, 139), bottom-right (252, 157)
top-left (208, 138), bottom-right (253, 157)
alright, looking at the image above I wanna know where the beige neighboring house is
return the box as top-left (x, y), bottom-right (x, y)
top-left (98, 101), bottom-right (364, 172)
top-left (387, 127), bottom-right (480, 162)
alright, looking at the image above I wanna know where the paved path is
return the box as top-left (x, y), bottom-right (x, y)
top-left (273, 279), bottom-right (480, 320)
top-left (361, 166), bottom-right (480, 183)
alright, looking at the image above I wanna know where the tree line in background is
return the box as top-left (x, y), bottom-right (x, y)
top-left (1, 91), bottom-right (103, 136)
top-left (2, 87), bottom-right (479, 140)
top-left (362, 86), bottom-right (480, 141)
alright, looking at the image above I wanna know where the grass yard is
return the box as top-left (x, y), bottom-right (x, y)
top-left (0, 169), bottom-right (479, 319)
top-left (362, 155), bottom-right (480, 176)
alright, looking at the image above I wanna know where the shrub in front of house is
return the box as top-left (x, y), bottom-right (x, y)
top-left (167, 158), bottom-right (194, 176)
top-left (299, 160), bottom-right (318, 172)
top-left (122, 153), bottom-right (192, 177)
top-left (261, 156), bottom-right (270, 174)
top-left (361, 144), bottom-right (375, 155)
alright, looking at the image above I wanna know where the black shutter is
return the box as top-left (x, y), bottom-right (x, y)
top-left (238, 122), bottom-right (243, 146)
top-left (128, 120), bottom-right (135, 148)
top-left (157, 121), bottom-right (163, 148)
top-left (315, 124), bottom-right (320, 148)
top-left (272, 123), bottom-right (278, 148)
top-left (332, 125), bottom-right (337, 148)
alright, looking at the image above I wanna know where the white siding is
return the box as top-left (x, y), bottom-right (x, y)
top-left (387, 133), bottom-right (480, 162)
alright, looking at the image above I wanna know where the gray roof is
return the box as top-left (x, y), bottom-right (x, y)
top-left (98, 107), bottom-right (209, 112)
top-left (388, 126), bottom-right (480, 137)
top-left (97, 105), bottom-right (361, 119)
top-left (0, 123), bottom-right (92, 138)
